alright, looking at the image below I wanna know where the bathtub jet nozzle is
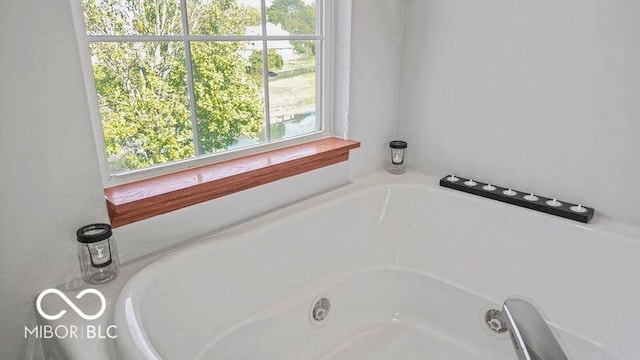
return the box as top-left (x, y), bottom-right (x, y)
top-left (311, 298), bottom-right (330, 322)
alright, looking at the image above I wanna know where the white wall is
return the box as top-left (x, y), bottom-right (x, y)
top-left (348, 0), bottom-right (404, 177)
top-left (0, 0), bottom-right (404, 358)
top-left (397, 0), bottom-right (640, 225)
top-left (0, 1), bottom-right (110, 357)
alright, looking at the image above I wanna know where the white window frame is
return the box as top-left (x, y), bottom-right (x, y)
top-left (71, 0), bottom-right (334, 187)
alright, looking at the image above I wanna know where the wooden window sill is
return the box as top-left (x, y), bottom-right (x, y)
top-left (105, 137), bottom-right (360, 228)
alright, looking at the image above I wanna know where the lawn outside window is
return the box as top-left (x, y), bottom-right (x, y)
top-left (75, 0), bottom-right (331, 187)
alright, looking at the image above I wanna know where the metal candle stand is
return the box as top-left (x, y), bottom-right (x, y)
top-left (439, 175), bottom-right (594, 223)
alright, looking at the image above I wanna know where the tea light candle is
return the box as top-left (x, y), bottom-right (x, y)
top-left (503, 188), bottom-right (517, 196)
top-left (447, 175), bottom-right (459, 182)
top-left (90, 245), bottom-right (110, 266)
top-left (546, 198), bottom-right (562, 207)
top-left (570, 204), bottom-right (587, 213)
top-left (482, 184), bottom-right (496, 191)
top-left (464, 179), bottom-right (478, 186)
top-left (524, 193), bottom-right (539, 201)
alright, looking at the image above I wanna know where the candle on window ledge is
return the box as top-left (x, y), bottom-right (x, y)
top-left (387, 140), bottom-right (407, 174)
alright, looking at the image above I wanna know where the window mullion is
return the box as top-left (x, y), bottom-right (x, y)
top-left (180, 0), bottom-right (201, 156)
top-left (87, 35), bottom-right (322, 42)
top-left (260, 0), bottom-right (271, 142)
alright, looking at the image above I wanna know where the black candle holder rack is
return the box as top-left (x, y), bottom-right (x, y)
top-left (439, 175), bottom-right (594, 223)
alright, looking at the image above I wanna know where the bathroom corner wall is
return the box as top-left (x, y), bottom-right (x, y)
top-left (0, 1), bottom-right (110, 357)
top-left (346, 0), bottom-right (405, 177)
top-left (397, 0), bottom-right (640, 225)
top-left (0, 0), bottom-right (405, 359)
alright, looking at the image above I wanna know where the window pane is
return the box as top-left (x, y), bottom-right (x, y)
top-left (266, 0), bottom-right (316, 36)
top-left (89, 42), bottom-right (193, 173)
top-left (267, 40), bottom-right (318, 141)
top-left (191, 42), bottom-right (266, 154)
top-left (82, 0), bottom-right (183, 36)
top-left (187, 0), bottom-right (262, 35)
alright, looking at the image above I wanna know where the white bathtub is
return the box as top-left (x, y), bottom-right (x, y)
top-left (37, 171), bottom-right (640, 359)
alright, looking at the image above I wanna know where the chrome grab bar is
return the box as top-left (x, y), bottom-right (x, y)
top-left (502, 298), bottom-right (568, 360)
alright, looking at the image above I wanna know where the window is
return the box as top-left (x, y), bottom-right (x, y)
top-left (78, 0), bottom-right (328, 184)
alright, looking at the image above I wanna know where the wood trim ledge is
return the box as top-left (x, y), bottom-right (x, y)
top-left (105, 137), bottom-right (360, 227)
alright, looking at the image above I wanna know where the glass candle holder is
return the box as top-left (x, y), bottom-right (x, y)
top-left (387, 140), bottom-right (408, 174)
top-left (76, 223), bottom-right (119, 285)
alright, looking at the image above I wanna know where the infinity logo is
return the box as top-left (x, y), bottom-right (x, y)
top-left (36, 289), bottom-right (106, 321)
